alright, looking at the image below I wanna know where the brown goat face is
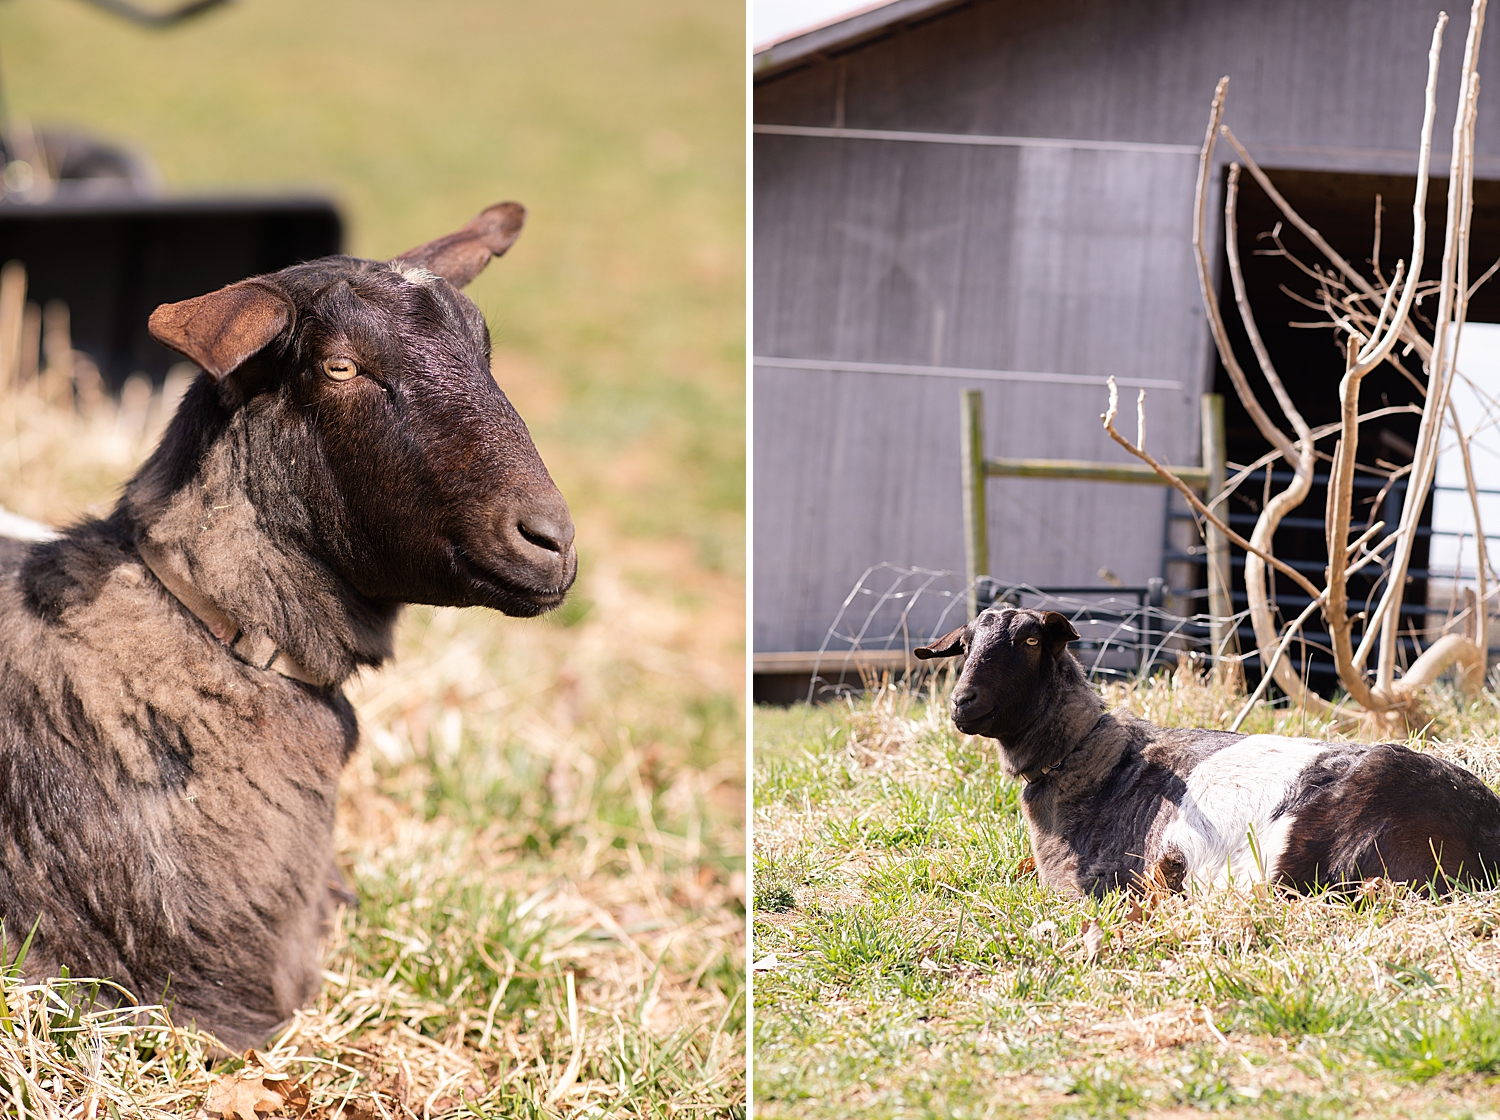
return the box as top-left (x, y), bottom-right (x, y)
top-left (915, 607), bottom-right (1080, 739)
top-left (147, 203), bottom-right (577, 617)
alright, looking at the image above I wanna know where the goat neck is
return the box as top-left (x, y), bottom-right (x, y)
top-left (124, 377), bottom-right (398, 689)
top-left (997, 651), bottom-right (1108, 784)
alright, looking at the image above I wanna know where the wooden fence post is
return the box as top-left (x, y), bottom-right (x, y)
top-left (961, 389), bottom-right (989, 619)
top-left (1200, 393), bottom-right (1232, 666)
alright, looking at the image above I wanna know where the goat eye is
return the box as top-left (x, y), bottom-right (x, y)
top-left (1025, 637), bottom-right (1040, 646)
top-left (322, 357), bottom-right (359, 382)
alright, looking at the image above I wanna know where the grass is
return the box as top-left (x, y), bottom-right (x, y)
top-left (753, 668), bottom-right (1500, 1118)
top-left (0, 0), bottom-right (743, 1114)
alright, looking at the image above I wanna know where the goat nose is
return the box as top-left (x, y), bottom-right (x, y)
top-left (952, 687), bottom-right (978, 711)
top-left (517, 507), bottom-right (574, 556)
top-left (504, 487), bottom-right (576, 574)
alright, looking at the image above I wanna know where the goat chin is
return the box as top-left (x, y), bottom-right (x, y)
top-left (0, 203), bottom-right (576, 1049)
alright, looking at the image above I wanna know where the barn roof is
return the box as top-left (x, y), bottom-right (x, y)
top-left (753, 0), bottom-right (970, 80)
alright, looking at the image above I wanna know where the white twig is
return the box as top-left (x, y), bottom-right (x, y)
top-left (1101, 379), bottom-right (1319, 597)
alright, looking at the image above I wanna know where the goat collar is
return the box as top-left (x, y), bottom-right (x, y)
top-left (1016, 712), bottom-right (1109, 785)
top-left (1017, 761), bottom-right (1058, 785)
top-left (136, 539), bottom-right (322, 686)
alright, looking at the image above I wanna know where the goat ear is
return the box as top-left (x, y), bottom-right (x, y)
top-left (914, 624), bottom-right (968, 660)
top-left (1042, 611), bottom-right (1081, 645)
top-left (392, 201), bottom-right (526, 288)
top-left (148, 282), bottom-right (292, 380)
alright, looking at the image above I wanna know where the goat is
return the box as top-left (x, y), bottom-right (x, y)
top-left (915, 605), bottom-right (1500, 896)
top-left (0, 203), bottom-right (576, 1050)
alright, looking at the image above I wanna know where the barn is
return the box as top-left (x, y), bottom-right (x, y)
top-left (753, 0), bottom-right (1500, 698)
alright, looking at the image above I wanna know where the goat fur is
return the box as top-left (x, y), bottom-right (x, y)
top-left (0, 203), bottom-right (574, 1049)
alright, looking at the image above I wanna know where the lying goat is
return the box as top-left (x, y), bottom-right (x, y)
top-left (0, 203), bottom-right (575, 1049)
top-left (915, 606), bottom-right (1500, 896)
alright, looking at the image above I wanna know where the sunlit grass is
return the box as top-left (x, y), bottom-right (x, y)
top-left (755, 672), bottom-right (1500, 1118)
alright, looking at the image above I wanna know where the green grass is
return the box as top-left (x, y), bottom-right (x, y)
top-left (0, 1), bottom-right (743, 1114)
top-left (754, 675), bottom-right (1500, 1118)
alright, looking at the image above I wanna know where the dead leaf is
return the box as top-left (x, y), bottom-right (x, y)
top-left (328, 1106), bottom-right (382, 1120)
top-left (1014, 856), bottom-right (1037, 879)
top-left (1141, 851), bottom-right (1186, 896)
top-left (204, 1069), bottom-right (285, 1120)
top-left (1124, 899), bottom-right (1146, 924)
top-left (1082, 920), bottom-right (1106, 962)
top-left (271, 1079), bottom-right (310, 1117)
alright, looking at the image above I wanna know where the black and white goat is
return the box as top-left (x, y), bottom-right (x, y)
top-left (916, 606), bottom-right (1500, 896)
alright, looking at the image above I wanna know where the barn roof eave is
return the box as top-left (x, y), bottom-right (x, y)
top-left (753, 0), bottom-right (973, 82)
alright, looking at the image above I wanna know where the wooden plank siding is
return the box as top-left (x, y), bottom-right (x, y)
top-left (753, 0), bottom-right (1500, 656)
top-left (753, 133), bottom-right (1202, 652)
top-left (756, 0), bottom-right (1500, 169)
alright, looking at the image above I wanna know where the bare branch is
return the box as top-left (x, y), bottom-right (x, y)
top-left (1390, 632), bottom-right (1486, 700)
top-left (1222, 153), bottom-right (1324, 710)
top-left (1469, 254), bottom-right (1500, 299)
top-left (1101, 379), bottom-right (1320, 598)
top-left (1323, 342), bottom-right (1378, 709)
top-left (1347, 519), bottom-right (1388, 558)
top-left (1447, 396), bottom-right (1490, 645)
top-left (1192, 80), bottom-right (1297, 461)
top-left (1221, 126), bottom-right (1377, 301)
top-left (1212, 405), bottom-right (1422, 512)
top-left (1229, 593), bottom-right (1330, 732)
top-left (1377, 1), bottom-right (1483, 693)
top-left (1368, 260), bottom-right (1405, 344)
top-left (1225, 164), bottom-right (1313, 446)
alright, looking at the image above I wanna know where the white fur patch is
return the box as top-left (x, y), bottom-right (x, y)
top-left (388, 262), bottom-right (440, 287)
top-left (1158, 734), bottom-right (1328, 888)
top-left (0, 506), bottom-right (58, 542)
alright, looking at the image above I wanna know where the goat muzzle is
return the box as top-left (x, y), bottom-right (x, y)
top-left (481, 486), bottom-right (577, 605)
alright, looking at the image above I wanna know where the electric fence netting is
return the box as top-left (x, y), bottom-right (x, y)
top-left (806, 563), bottom-right (1238, 700)
top-left (805, 549), bottom-right (1496, 720)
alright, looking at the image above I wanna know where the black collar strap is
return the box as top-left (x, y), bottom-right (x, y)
top-left (136, 539), bottom-right (321, 686)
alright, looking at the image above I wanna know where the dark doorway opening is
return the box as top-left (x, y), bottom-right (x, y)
top-left (1202, 166), bottom-right (1500, 695)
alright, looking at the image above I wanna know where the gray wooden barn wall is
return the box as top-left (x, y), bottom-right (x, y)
top-left (754, 135), bottom-right (1201, 652)
top-left (753, 0), bottom-right (1500, 655)
top-left (755, 0), bottom-right (1500, 166)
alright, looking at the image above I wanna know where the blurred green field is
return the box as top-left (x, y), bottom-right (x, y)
top-left (0, 0), bottom-right (744, 571)
top-left (0, 2), bottom-right (744, 1116)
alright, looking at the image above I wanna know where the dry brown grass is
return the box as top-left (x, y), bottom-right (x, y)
top-left (0, 369), bottom-right (744, 1117)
